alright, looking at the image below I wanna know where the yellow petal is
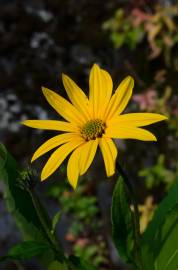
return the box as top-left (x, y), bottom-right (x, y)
top-left (67, 145), bottom-right (83, 189)
top-left (89, 64), bottom-right (102, 118)
top-left (22, 120), bottom-right (79, 132)
top-left (79, 139), bottom-right (98, 175)
top-left (99, 69), bottom-right (113, 118)
top-left (89, 64), bottom-right (112, 118)
top-left (42, 87), bottom-right (85, 125)
top-left (103, 135), bottom-right (118, 161)
top-left (105, 126), bottom-right (157, 141)
top-left (104, 76), bottom-right (134, 121)
top-left (32, 133), bottom-right (79, 162)
top-left (107, 113), bottom-right (168, 127)
top-left (62, 74), bottom-right (91, 120)
top-left (41, 138), bottom-right (84, 181)
top-left (99, 137), bottom-right (117, 177)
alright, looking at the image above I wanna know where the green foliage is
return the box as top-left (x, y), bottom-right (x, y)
top-left (111, 177), bottom-right (135, 264)
top-left (0, 241), bottom-right (50, 261)
top-left (47, 180), bottom-right (107, 268)
top-left (47, 184), bottom-right (99, 237)
top-left (51, 211), bottom-right (62, 234)
top-left (47, 256), bottom-right (97, 270)
top-left (48, 261), bottom-right (69, 270)
top-left (154, 204), bottom-right (178, 270)
top-left (139, 154), bottom-right (177, 190)
top-left (62, 193), bottom-right (99, 236)
top-left (0, 144), bottom-right (47, 242)
top-left (103, 9), bottom-right (144, 50)
top-left (74, 241), bottom-right (107, 268)
top-left (68, 255), bottom-right (96, 270)
top-left (141, 179), bottom-right (178, 269)
top-left (0, 144), bottom-right (97, 269)
top-left (103, 5), bottom-right (178, 62)
top-left (0, 144), bottom-right (63, 265)
top-left (112, 172), bottom-right (178, 270)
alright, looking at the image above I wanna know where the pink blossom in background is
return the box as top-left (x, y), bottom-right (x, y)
top-left (133, 89), bottom-right (158, 111)
top-left (131, 8), bottom-right (151, 27)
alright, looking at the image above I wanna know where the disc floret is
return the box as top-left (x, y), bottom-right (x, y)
top-left (81, 119), bottom-right (106, 141)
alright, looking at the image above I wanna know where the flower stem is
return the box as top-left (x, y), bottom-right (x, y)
top-left (29, 190), bottom-right (65, 262)
top-left (116, 161), bottom-right (144, 270)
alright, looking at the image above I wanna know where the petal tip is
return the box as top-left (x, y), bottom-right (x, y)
top-left (162, 115), bottom-right (168, 121)
top-left (41, 173), bottom-right (47, 182)
top-left (71, 183), bottom-right (77, 190)
top-left (127, 75), bottom-right (133, 80)
top-left (62, 73), bottom-right (71, 87)
top-left (31, 155), bottom-right (36, 163)
top-left (41, 86), bottom-right (46, 92)
top-left (68, 177), bottom-right (78, 190)
top-left (127, 75), bottom-right (134, 85)
top-left (21, 120), bottom-right (31, 126)
top-left (21, 120), bottom-right (26, 126)
top-left (92, 63), bottom-right (100, 70)
top-left (150, 134), bottom-right (157, 142)
top-left (62, 73), bottom-right (67, 80)
top-left (41, 86), bottom-right (50, 96)
top-left (107, 170), bottom-right (115, 178)
top-left (153, 114), bottom-right (168, 123)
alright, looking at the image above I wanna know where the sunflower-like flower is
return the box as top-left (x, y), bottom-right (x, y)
top-left (22, 64), bottom-right (167, 188)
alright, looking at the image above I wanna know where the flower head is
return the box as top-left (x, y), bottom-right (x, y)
top-left (22, 64), bottom-right (167, 189)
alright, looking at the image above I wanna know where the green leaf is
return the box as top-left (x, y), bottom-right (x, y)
top-left (0, 241), bottom-right (50, 261)
top-left (51, 211), bottom-right (61, 234)
top-left (0, 144), bottom-right (60, 265)
top-left (111, 177), bottom-right (135, 263)
top-left (142, 180), bottom-right (178, 270)
top-left (0, 144), bottom-right (47, 242)
top-left (48, 257), bottom-right (95, 270)
top-left (48, 261), bottom-right (69, 270)
top-left (154, 203), bottom-right (178, 270)
top-left (68, 255), bottom-right (96, 270)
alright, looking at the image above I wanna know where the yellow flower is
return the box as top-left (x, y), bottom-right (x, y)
top-left (22, 64), bottom-right (167, 189)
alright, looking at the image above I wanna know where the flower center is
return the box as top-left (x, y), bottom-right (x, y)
top-left (80, 119), bottom-right (106, 141)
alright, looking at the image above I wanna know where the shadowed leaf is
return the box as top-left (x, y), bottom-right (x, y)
top-left (111, 176), bottom-right (135, 263)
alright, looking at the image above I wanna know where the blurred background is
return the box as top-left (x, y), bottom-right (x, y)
top-left (0, 0), bottom-right (178, 269)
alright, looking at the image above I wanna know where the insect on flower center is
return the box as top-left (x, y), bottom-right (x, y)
top-left (81, 119), bottom-right (106, 141)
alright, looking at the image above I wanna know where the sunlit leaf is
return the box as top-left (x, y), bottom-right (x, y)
top-left (51, 211), bottom-right (61, 234)
top-left (111, 176), bottom-right (135, 264)
top-left (142, 179), bottom-right (178, 270)
top-left (48, 261), bottom-right (69, 270)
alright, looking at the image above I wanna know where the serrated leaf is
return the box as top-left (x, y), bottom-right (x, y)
top-left (0, 241), bottom-right (49, 261)
top-left (142, 180), bottom-right (178, 270)
top-left (111, 177), bottom-right (135, 263)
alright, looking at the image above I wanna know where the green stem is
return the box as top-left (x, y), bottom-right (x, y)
top-left (29, 190), bottom-right (65, 261)
top-left (116, 162), bottom-right (144, 270)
